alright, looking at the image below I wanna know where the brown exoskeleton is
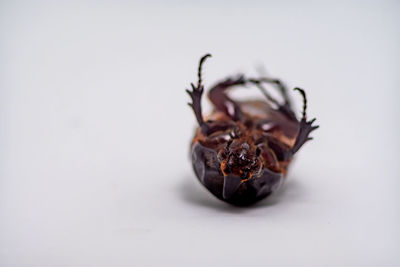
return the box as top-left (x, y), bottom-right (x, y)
top-left (187, 54), bottom-right (319, 206)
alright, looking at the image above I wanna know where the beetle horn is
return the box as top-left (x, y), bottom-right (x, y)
top-left (222, 175), bottom-right (243, 200)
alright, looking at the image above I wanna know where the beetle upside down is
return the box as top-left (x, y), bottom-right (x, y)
top-left (186, 54), bottom-right (319, 206)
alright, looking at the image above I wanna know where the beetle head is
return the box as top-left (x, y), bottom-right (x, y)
top-left (217, 127), bottom-right (263, 199)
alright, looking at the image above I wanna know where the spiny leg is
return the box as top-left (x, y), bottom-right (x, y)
top-left (291, 88), bottom-right (319, 154)
top-left (248, 78), bottom-right (297, 121)
top-left (248, 79), bottom-right (281, 107)
top-left (186, 54), bottom-right (212, 135)
top-left (208, 75), bottom-right (247, 121)
top-left (209, 76), bottom-right (296, 122)
top-left (255, 66), bottom-right (292, 107)
top-left (258, 77), bottom-right (292, 107)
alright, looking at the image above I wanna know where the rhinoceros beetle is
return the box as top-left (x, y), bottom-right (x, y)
top-left (186, 54), bottom-right (319, 206)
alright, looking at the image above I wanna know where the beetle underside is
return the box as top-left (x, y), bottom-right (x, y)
top-left (187, 54), bottom-right (318, 206)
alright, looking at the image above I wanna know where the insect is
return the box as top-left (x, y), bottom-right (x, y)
top-left (186, 54), bottom-right (319, 206)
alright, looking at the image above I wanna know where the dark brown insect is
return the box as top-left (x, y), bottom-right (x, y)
top-left (186, 54), bottom-right (319, 206)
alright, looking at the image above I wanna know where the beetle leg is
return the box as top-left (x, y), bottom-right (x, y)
top-left (291, 88), bottom-right (319, 154)
top-left (258, 77), bottom-right (292, 107)
top-left (186, 54), bottom-right (212, 135)
top-left (186, 83), bottom-right (208, 134)
top-left (257, 134), bottom-right (293, 162)
top-left (249, 78), bottom-right (297, 121)
top-left (248, 79), bottom-right (281, 107)
top-left (208, 75), bottom-right (247, 121)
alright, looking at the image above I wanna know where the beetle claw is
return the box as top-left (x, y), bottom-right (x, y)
top-left (291, 117), bottom-right (319, 154)
top-left (311, 125), bottom-right (320, 131)
top-left (186, 54), bottom-right (212, 135)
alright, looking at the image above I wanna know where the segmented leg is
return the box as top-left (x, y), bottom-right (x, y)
top-left (291, 88), bottom-right (319, 154)
top-left (248, 79), bottom-right (281, 107)
top-left (186, 54), bottom-right (212, 135)
top-left (248, 78), bottom-right (297, 121)
top-left (188, 55), bottom-right (318, 150)
top-left (208, 75), bottom-right (247, 121)
top-left (258, 77), bottom-right (292, 107)
top-left (209, 75), bottom-right (297, 122)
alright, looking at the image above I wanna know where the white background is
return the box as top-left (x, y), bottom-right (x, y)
top-left (1, 1), bottom-right (399, 266)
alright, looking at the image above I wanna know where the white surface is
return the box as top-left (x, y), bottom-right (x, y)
top-left (1, 1), bottom-right (399, 266)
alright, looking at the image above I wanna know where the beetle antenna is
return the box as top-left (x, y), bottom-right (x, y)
top-left (198, 54), bottom-right (212, 88)
top-left (294, 87), bottom-right (307, 119)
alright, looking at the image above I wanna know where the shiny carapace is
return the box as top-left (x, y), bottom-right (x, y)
top-left (186, 54), bottom-right (318, 206)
